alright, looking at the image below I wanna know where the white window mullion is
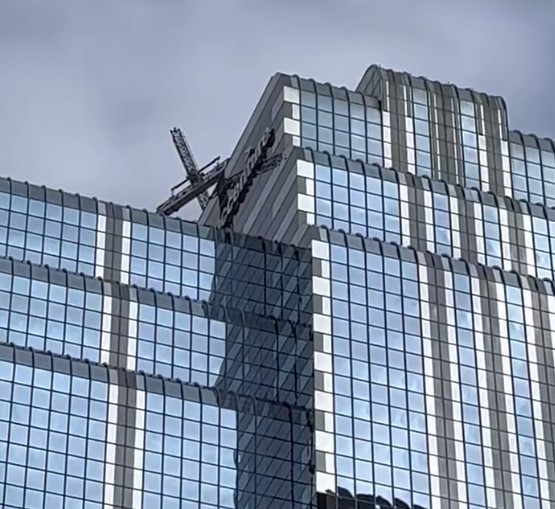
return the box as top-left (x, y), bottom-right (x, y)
top-left (127, 301), bottom-right (138, 371)
top-left (95, 214), bottom-right (107, 279)
top-left (522, 214), bottom-right (536, 277)
top-left (297, 161), bottom-right (316, 226)
top-left (522, 290), bottom-right (550, 505)
top-left (101, 295), bottom-right (113, 365)
top-left (473, 203), bottom-right (486, 265)
top-left (103, 383), bottom-right (120, 509)
top-left (499, 208), bottom-right (512, 272)
top-left (404, 85), bottom-right (416, 175)
top-left (450, 98), bottom-right (460, 182)
top-left (444, 272), bottom-right (468, 508)
top-left (419, 265), bottom-right (442, 508)
top-left (424, 190), bottom-right (435, 252)
top-left (311, 240), bottom-right (335, 489)
top-left (478, 105), bottom-right (489, 191)
top-left (471, 277), bottom-right (497, 507)
top-left (121, 220), bottom-right (131, 285)
top-left (132, 389), bottom-right (145, 509)
top-left (399, 183), bottom-right (411, 246)
top-left (449, 196), bottom-right (461, 259)
top-left (383, 108), bottom-right (392, 168)
top-left (433, 99), bottom-right (442, 177)
top-left (495, 282), bottom-right (523, 509)
top-left (500, 134), bottom-right (512, 196)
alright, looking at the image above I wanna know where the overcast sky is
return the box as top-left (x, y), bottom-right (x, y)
top-left (1, 1), bottom-right (554, 220)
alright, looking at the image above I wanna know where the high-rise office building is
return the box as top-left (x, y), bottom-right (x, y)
top-left (1, 65), bottom-right (555, 509)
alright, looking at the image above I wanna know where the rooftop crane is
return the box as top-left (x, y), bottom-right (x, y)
top-left (157, 127), bottom-right (226, 216)
top-left (170, 128), bottom-right (210, 209)
top-left (156, 126), bottom-right (282, 221)
top-left (156, 155), bottom-right (229, 216)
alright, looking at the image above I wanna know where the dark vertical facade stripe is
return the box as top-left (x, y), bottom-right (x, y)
top-left (437, 83), bottom-right (454, 184)
top-left (384, 70), bottom-right (408, 175)
top-left (482, 97), bottom-right (504, 195)
top-left (414, 186), bottom-right (428, 252)
top-left (406, 179), bottom-right (419, 248)
top-left (101, 204), bottom-right (137, 509)
top-left (441, 88), bottom-right (456, 184)
top-left (530, 291), bottom-right (555, 501)
top-left (479, 278), bottom-right (509, 505)
top-left (459, 193), bottom-right (478, 264)
top-left (436, 268), bottom-right (461, 508)
top-left (425, 264), bottom-right (454, 505)
top-left (444, 95), bottom-right (459, 186)
top-left (536, 293), bottom-right (555, 502)
top-left (453, 95), bottom-right (467, 188)
top-left (428, 88), bottom-right (443, 181)
top-left (513, 203), bottom-right (529, 276)
top-left (504, 199), bottom-right (521, 273)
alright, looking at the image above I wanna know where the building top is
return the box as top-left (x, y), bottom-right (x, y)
top-left (358, 64), bottom-right (555, 149)
top-left (357, 64), bottom-right (507, 114)
top-left (199, 66), bottom-right (555, 232)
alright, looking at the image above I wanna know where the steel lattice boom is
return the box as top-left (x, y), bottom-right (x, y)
top-left (157, 126), bottom-right (281, 219)
top-left (156, 158), bottom-right (228, 216)
top-left (170, 128), bottom-right (210, 209)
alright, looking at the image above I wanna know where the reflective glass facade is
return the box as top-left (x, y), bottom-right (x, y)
top-left (0, 178), bottom-right (310, 322)
top-left (3, 65), bottom-right (555, 509)
top-left (292, 68), bottom-right (555, 207)
top-left (311, 234), bottom-right (555, 509)
top-left (296, 150), bottom-right (555, 281)
top-left (0, 173), bottom-right (313, 508)
top-left (0, 344), bottom-right (311, 509)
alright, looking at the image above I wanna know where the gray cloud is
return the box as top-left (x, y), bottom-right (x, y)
top-left (1, 0), bottom-right (554, 219)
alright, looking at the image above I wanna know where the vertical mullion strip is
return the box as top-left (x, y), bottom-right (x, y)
top-left (132, 388), bottom-right (145, 509)
top-left (495, 281), bottom-right (523, 509)
top-left (449, 195), bottom-right (461, 259)
top-left (120, 220), bottom-right (131, 286)
top-left (1, 361), bottom-right (16, 508)
top-left (499, 115), bottom-right (512, 195)
top-left (444, 271), bottom-right (468, 507)
top-left (423, 190), bottom-right (435, 253)
top-left (521, 214), bottom-right (536, 278)
top-left (473, 203), bottom-right (486, 266)
top-left (418, 264), bottom-right (441, 507)
top-left (311, 239), bottom-right (335, 491)
top-left (499, 208), bottom-right (512, 272)
top-left (471, 277), bottom-right (497, 507)
top-left (382, 108), bottom-right (392, 168)
top-left (127, 300), bottom-right (138, 372)
top-left (548, 293), bottom-right (555, 392)
top-left (478, 104), bottom-right (489, 191)
top-left (522, 289), bottom-right (550, 505)
top-left (433, 95), bottom-right (442, 178)
top-left (399, 183), bottom-right (411, 246)
top-left (103, 382), bottom-right (119, 509)
top-left (404, 85), bottom-right (416, 175)
top-left (450, 96), bottom-right (460, 184)
top-left (95, 214), bottom-right (107, 279)
top-left (100, 295), bottom-right (112, 365)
